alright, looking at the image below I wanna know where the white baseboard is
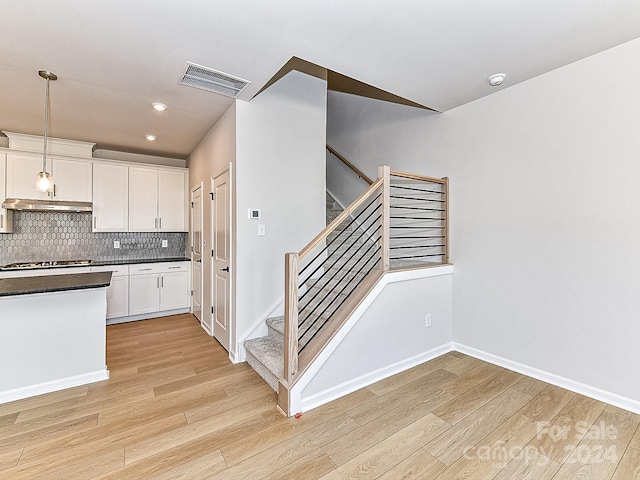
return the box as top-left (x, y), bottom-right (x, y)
top-left (106, 308), bottom-right (190, 325)
top-left (454, 343), bottom-right (640, 415)
top-left (0, 369), bottom-right (110, 405)
top-left (300, 343), bottom-right (454, 413)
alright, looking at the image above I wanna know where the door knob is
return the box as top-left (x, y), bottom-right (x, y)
top-left (221, 266), bottom-right (229, 272)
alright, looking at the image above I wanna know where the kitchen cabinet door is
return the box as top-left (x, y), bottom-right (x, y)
top-left (51, 158), bottom-right (92, 202)
top-left (0, 153), bottom-right (13, 233)
top-left (93, 163), bottom-right (128, 232)
top-left (6, 154), bottom-right (52, 200)
top-left (129, 167), bottom-right (158, 232)
top-left (158, 170), bottom-right (187, 231)
top-left (129, 273), bottom-right (160, 315)
top-left (160, 270), bottom-right (190, 310)
top-left (91, 265), bottom-right (129, 319)
top-left (106, 275), bottom-right (129, 319)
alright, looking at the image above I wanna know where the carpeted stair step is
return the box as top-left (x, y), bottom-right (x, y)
top-left (244, 336), bottom-right (283, 391)
top-left (266, 316), bottom-right (284, 342)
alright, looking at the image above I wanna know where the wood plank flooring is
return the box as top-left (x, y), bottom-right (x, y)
top-left (1, 313), bottom-right (639, 479)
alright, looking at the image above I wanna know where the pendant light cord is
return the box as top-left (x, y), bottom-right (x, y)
top-left (42, 74), bottom-right (50, 172)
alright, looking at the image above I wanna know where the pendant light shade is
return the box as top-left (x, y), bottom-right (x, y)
top-left (36, 70), bottom-right (57, 193)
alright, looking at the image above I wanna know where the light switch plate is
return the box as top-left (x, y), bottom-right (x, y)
top-left (162, 239), bottom-right (168, 248)
top-left (258, 224), bottom-right (266, 236)
top-left (113, 240), bottom-right (120, 249)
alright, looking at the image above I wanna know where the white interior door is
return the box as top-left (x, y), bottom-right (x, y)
top-left (212, 167), bottom-right (231, 351)
top-left (191, 184), bottom-right (204, 325)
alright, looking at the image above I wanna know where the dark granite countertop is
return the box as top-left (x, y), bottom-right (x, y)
top-left (92, 257), bottom-right (191, 267)
top-left (0, 272), bottom-right (112, 297)
top-left (0, 257), bottom-right (191, 272)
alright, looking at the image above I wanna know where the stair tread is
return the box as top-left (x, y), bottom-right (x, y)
top-left (244, 336), bottom-right (284, 378)
top-left (266, 316), bottom-right (284, 335)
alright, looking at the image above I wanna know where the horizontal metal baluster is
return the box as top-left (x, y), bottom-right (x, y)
top-left (298, 233), bottom-right (381, 329)
top-left (390, 244), bottom-right (446, 249)
top-left (298, 194), bottom-right (381, 280)
top-left (390, 195), bottom-right (445, 203)
top-left (300, 251), bottom-right (382, 351)
top-left (390, 184), bottom-right (444, 195)
top-left (390, 205), bottom-right (445, 212)
top-left (298, 203), bottom-right (382, 287)
top-left (390, 216), bottom-right (443, 221)
top-left (298, 222), bottom-right (381, 312)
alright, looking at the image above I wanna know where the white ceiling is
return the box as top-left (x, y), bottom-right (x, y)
top-left (1, 1), bottom-right (639, 159)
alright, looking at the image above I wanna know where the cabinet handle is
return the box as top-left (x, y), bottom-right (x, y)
top-left (159, 218), bottom-right (162, 229)
top-left (161, 276), bottom-right (164, 288)
top-left (1, 214), bottom-right (3, 229)
top-left (93, 217), bottom-right (97, 229)
top-left (168, 266), bottom-right (181, 269)
top-left (53, 184), bottom-right (56, 197)
top-left (157, 277), bottom-right (159, 288)
top-left (139, 268), bottom-right (152, 272)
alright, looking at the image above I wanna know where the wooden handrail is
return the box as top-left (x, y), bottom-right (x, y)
top-left (390, 170), bottom-right (447, 185)
top-left (299, 178), bottom-right (383, 260)
top-left (326, 144), bottom-right (374, 185)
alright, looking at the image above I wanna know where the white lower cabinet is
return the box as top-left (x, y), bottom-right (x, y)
top-left (91, 265), bottom-right (129, 319)
top-left (129, 262), bottom-right (190, 316)
top-left (0, 261), bottom-right (189, 322)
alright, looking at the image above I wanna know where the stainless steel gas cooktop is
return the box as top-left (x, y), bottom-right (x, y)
top-left (0, 259), bottom-right (92, 270)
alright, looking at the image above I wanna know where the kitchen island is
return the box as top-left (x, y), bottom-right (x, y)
top-left (0, 272), bottom-right (111, 404)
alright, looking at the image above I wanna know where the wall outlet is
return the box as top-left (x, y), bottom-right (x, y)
top-left (113, 240), bottom-right (120, 249)
top-left (162, 239), bottom-right (168, 248)
top-left (258, 224), bottom-right (266, 236)
top-left (425, 314), bottom-right (432, 328)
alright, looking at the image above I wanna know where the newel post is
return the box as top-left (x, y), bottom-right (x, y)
top-left (283, 252), bottom-right (299, 383)
top-left (378, 165), bottom-right (391, 271)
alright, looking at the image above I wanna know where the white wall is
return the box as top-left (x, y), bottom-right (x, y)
top-left (300, 269), bottom-right (453, 410)
top-left (234, 71), bottom-right (327, 355)
top-left (326, 149), bottom-right (368, 208)
top-left (327, 37), bottom-right (640, 404)
top-left (188, 103), bottom-right (237, 335)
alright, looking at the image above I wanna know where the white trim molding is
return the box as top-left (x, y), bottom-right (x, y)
top-left (0, 369), bottom-right (109, 405)
top-left (300, 343), bottom-right (454, 413)
top-left (454, 343), bottom-right (640, 415)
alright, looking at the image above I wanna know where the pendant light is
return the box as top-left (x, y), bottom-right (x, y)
top-left (36, 70), bottom-right (57, 193)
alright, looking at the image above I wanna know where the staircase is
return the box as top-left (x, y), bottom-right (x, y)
top-left (244, 163), bottom-right (449, 415)
top-left (243, 193), bottom-right (351, 391)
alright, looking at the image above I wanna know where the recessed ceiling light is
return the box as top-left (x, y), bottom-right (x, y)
top-left (488, 73), bottom-right (506, 87)
top-left (151, 102), bottom-right (167, 111)
top-left (145, 135), bottom-right (156, 141)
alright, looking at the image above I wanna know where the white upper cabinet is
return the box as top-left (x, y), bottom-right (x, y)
top-left (93, 163), bottom-right (129, 232)
top-left (0, 153), bottom-right (14, 233)
top-left (6, 154), bottom-right (52, 200)
top-left (51, 158), bottom-right (92, 202)
top-left (5, 154), bottom-right (91, 202)
top-left (129, 167), bottom-right (159, 232)
top-left (129, 167), bottom-right (187, 232)
top-left (158, 170), bottom-right (188, 232)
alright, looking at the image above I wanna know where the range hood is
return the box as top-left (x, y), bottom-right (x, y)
top-left (2, 198), bottom-right (93, 212)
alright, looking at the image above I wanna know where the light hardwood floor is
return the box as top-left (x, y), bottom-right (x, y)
top-left (1, 313), bottom-right (639, 479)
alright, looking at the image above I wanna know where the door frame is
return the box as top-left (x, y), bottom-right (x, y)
top-left (190, 182), bottom-right (206, 331)
top-left (211, 164), bottom-right (234, 357)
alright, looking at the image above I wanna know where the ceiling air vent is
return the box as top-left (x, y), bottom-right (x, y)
top-left (179, 62), bottom-right (250, 98)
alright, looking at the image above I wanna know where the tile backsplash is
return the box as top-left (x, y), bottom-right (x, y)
top-left (0, 211), bottom-right (187, 265)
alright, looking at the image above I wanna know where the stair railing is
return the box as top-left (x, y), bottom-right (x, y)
top-left (389, 171), bottom-right (449, 265)
top-left (280, 164), bottom-right (449, 411)
top-left (326, 144), bottom-right (374, 185)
